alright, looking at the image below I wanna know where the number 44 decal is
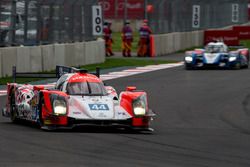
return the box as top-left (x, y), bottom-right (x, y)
top-left (89, 104), bottom-right (109, 110)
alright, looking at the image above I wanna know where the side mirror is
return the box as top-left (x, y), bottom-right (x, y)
top-left (126, 86), bottom-right (137, 91)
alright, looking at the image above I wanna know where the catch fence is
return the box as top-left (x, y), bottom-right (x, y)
top-left (0, 0), bottom-right (98, 46)
top-left (147, 0), bottom-right (248, 34)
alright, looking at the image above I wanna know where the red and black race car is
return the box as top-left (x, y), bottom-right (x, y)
top-left (2, 66), bottom-right (155, 131)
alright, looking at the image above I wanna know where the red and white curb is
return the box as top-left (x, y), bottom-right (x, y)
top-left (0, 62), bottom-right (183, 96)
top-left (100, 62), bottom-right (183, 81)
top-left (0, 90), bottom-right (7, 96)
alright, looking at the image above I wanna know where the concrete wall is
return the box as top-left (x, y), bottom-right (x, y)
top-left (0, 39), bottom-right (105, 77)
top-left (153, 30), bottom-right (204, 56)
top-left (41, 44), bottom-right (55, 71)
top-left (1, 47), bottom-right (17, 77)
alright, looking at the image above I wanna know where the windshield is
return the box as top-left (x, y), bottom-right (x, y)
top-left (66, 82), bottom-right (107, 96)
top-left (205, 45), bottom-right (225, 53)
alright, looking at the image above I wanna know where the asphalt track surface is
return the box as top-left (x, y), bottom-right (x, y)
top-left (1, 63), bottom-right (250, 166)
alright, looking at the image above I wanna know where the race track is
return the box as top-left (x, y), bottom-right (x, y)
top-left (1, 64), bottom-right (250, 167)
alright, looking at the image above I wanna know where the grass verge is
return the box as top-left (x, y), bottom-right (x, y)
top-left (240, 40), bottom-right (250, 48)
top-left (0, 58), bottom-right (177, 85)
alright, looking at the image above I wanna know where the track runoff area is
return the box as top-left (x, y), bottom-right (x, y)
top-left (0, 62), bottom-right (183, 96)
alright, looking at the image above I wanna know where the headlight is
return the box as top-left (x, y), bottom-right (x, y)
top-left (229, 56), bottom-right (237, 62)
top-left (133, 95), bottom-right (147, 116)
top-left (50, 94), bottom-right (67, 115)
top-left (185, 56), bottom-right (193, 62)
top-left (53, 99), bottom-right (67, 115)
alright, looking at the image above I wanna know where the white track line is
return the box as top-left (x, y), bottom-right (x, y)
top-left (0, 62), bottom-right (183, 96)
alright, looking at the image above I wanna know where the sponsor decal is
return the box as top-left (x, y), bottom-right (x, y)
top-left (70, 75), bottom-right (100, 82)
top-left (98, 0), bottom-right (144, 19)
top-left (204, 30), bottom-right (239, 46)
top-left (118, 112), bottom-right (126, 116)
top-left (73, 111), bottom-right (82, 115)
top-left (89, 104), bottom-right (109, 110)
top-left (233, 26), bottom-right (250, 40)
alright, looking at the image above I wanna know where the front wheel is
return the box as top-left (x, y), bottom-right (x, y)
top-left (234, 62), bottom-right (241, 70)
top-left (185, 65), bottom-right (193, 70)
top-left (38, 96), bottom-right (45, 128)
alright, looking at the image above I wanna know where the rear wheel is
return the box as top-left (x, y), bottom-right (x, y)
top-left (10, 93), bottom-right (18, 123)
top-left (245, 60), bottom-right (249, 68)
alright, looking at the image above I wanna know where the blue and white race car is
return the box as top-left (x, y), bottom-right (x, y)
top-left (184, 42), bottom-right (249, 69)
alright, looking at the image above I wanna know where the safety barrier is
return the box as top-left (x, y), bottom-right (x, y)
top-left (0, 39), bottom-right (105, 78)
top-left (153, 30), bottom-right (204, 56)
top-left (153, 22), bottom-right (250, 57)
top-left (151, 31), bottom-right (202, 56)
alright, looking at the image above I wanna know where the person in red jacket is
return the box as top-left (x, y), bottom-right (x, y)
top-left (121, 21), bottom-right (133, 57)
top-left (103, 21), bottom-right (114, 56)
top-left (137, 19), bottom-right (152, 57)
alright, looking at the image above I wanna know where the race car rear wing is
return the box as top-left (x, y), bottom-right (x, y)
top-left (55, 66), bottom-right (100, 78)
top-left (12, 65), bottom-right (100, 83)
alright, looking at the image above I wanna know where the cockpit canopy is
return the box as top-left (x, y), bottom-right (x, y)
top-left (66, 82), bottom-right (107, 96)
top-left (55, 72), bottom-right (107, 96)
top-left (205, 42), bottom-right (228, 53)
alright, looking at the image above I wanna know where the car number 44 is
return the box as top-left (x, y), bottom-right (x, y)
top-left (88, 104), bottom-right (109, 110)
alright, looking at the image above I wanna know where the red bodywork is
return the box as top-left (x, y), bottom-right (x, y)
top-left (239, 49), bottom-right (250, 61)
top-left (120, 88), bottom-right (151, 128)
top-left (4, 72), bottom-right (154, 131)
top-left (40, 90), bottom-right (68, 126)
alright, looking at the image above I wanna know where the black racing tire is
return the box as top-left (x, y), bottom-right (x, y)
top-left (234, 62), bottom-right (241, 70)
top-left (10, 93), bottom-right (18, 123)
top-left (38, 96), bottom-right (45, 128)
top-left (245, 61), bottom-right (249, 68)
top-left (185, 65), bottom-right (193, 70)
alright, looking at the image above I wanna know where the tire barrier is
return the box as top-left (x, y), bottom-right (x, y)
top-left (0, 39), bottom-right (105, 78)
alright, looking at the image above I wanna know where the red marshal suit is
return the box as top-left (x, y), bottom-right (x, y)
top-left (137, 23), bottom-right (152, 57)
top-left (122, 25), bottom-right (133, 57)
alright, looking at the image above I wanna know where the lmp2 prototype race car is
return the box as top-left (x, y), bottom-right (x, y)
top-left (184, 42), bottom-right (249, 69)
top-left (2, 66), bottom-right (155, 131)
